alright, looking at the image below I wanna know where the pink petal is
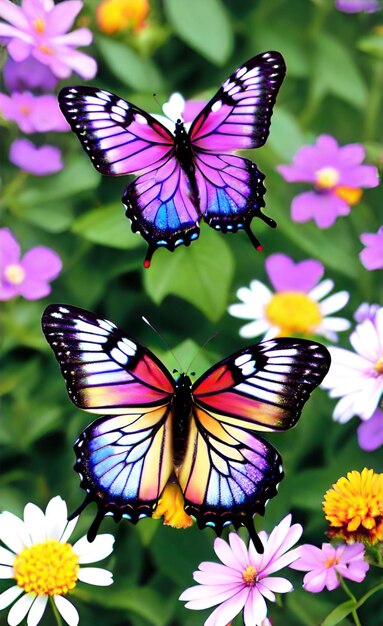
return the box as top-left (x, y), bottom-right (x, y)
top-left (357, 409), bottom-right (383, 451)
top-left (290, 191), bottom-right (317, 222)
top-left (243, 588), bottom-right (267, 626)
top-left (18, 279), bottom-right (52, 300)
top-left (338, 143), bottom-right (366, 166)
top-left (204, 588), bottom-right (249, 626)
top-left (45, 0), bottom-right (83, 35)
top-left (260, 576), bottom-right (293, 594)
top-left (7, 37), bottom-right (33, 61)
top-left (265, 253), bottom-right (324, 293)
top-left (303, 569), bottom-right (329, 593)
top-left (21, 246), bottom-right (62, 281)
top-left (290, 544), bottom-right (325, 570)
top-left (228, 533), bottom-right (249, 569)
top-left (0, 0), bottom-right (29, 28)
top-left (0, 227), bottom-right (20, 266)
top-left (180, 583), bottom-right (243, 610)
top-left (55, 47), bottom-right (97, 79)
top-left (214, 537), bottom-right (243, 572)
top-left (54, 27), bottom-right (93, 47)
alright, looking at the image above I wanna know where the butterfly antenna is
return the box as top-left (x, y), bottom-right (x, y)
top-left (141, 316), bottom-right (184, 372)
top-left (185, 332), bottom-right (219, 376)
top-left (152, 93), bottom-right (162, 111)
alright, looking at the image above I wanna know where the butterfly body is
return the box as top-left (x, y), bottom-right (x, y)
top-left (59, 51), bottom-right (286, 267)
top-left (43, 304), bottom-right (330, 551)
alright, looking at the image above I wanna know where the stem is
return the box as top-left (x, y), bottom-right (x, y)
top-left (339, 577), bottom-right (362, 626)
top-left (50, 597), bottom-right (63, 626)
top-left (363, 59), bottom-right (383, 142)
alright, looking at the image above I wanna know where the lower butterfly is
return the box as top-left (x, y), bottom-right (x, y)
top-left (58, 51), bottom-right (286, 267)
top-left (42, 304), bottom-right (330, 552)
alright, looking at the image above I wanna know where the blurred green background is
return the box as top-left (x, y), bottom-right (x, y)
top-left (1, 0), bottom-right (383, 624)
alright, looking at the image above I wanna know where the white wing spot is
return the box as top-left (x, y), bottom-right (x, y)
top-left (51, 312), bottom-right (62, 319)
top-left (59, 307), bottom-right (69, 313)
top-left (135, 114), bottom-right (148, 125)
top-left (118, 339), bottom-right (136, 356)
top-left (117, 99), bottom-right (129, 110)
top-left (110, 347), bottom-right (129, 365)
top-left (236, 66), bottom-right (247, 78)
top-left (211, 100), bottom-right (222, 112)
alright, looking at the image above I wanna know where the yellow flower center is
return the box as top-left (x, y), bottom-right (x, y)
top-left (265, 291), bottom-right (322, 336)
top-left (32, 18), bottom-right (45, 33)
top-left (4, 264), bottom-right (25, 285)
top-left (243, 565), bottom-right (257, 585)
top-left (38, 44), bottom-right (53, 55)
top-left (323, 468), bottom-right (383, 545)
top-left (334, 186), bottom-right (363, 206)
top-left (325, 556), bottom-right (339, 569)
top-left (96, 0), bottom-right (149, 34)
top-left (315, 167), bottom-right (340, 189)
top-left (152, 483), bottom-right (194, 529)
top-left (375, 357), bottom-right (383, 375)
top-left (13, 539), bottom-right (79, 596)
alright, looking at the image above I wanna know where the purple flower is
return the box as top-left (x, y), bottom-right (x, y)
top-left (357, 408), bottom-right (383, 451)
top-left (277, 135), bottom-right (379, 228)
top-left (0, 0), bottom-right (97, 80)
top-left (354, 302), bottom-right (380, 323)
top-left (3, 57), bottom-right (58, 92)
top-left (228, 253), bottom-right (350, 341)
top-left (0, 92), bottom-right (69, 133)
top-left (360, 226), bottom-right (383, 270)
top-left (0, 227), bottom-right (62, 300)
top-left (179, 515), bottom-right (302, 626)
top-left (9, 139), bottom-right (63, 175)
top-left (290, 543), bottom-right (369, 592)
top-left (336, 0), bottom-right (380, 12)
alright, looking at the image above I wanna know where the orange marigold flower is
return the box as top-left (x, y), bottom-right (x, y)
top-left (152, 483), bottom-right (194, 529)
top-left (323, 468), bottom-right (383, 544)
top-left (96, 0), bottom-right (149, 34)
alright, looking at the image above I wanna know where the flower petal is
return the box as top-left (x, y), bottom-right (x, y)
top-left (320, 291), bottom-right (349, 316)
top-left (7, 593), bottom-right (35, 626)
top-left (44, 496), bottom-right (68, 540)
top-left (60, 516), bottom-right (78, 544)
top-left (73, 534), bottom-right (114, 563)
top-left (77, 567), bottom-right (113, 586)
top-left (204, 588), bottom-right (249, 626)
top-left (27, 595), bottom-right (48, 626)
top-left (0, 565), bottom-right (14, 578)
top-left (0, 546), bottom-right (16, 566)
top-left (23, 503), bottom-right (46, 544)
top-left (214, 536), bottom-right (243, 571)
top-left (0, 228), bottom-right (20, 267)
top-left (0, 512), bottom-right (31, 552)
top-left (21, 247), bottom-right (62, 282)
top-left (53, 596), bottom-right (79, 626)
top-left (243, 588), bottom-right (267, 626)
top-left (0, 586), bottom-right (23, 610)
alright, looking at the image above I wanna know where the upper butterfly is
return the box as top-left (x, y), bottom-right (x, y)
top-left (42, 304), bottom-right (330, 552)
top-left (58, 51), bottom-right (286, 267)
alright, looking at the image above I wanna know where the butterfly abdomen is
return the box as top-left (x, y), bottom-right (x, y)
top-left (172, 373), bottom-right (193, 467)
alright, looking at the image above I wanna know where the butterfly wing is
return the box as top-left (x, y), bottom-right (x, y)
top-left (122, 157), bottom-right (200, 268)
top-left (188, 51), bottom-right (285, 247)
top-left (42, 305), bottom-right (175, 538)
top-left (176, 338), bottom-right (330, 550)
top-left (59, 86), bottom-right (175, 176)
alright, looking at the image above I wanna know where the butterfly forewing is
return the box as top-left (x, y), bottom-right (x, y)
top-left (58, 86), bottom-right (174, 176)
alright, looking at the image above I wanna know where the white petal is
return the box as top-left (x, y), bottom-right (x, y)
top-left (350, 320), bottom-right (379, 361)
top-left (0, 547), bottom-right (16, 566)
top-left (7, 593), bottom-right (34, 626)
top-left (27, 596), bottom-right (48, 626)
top-left (319, 291), bottom-right (349, 315)
top-left (0, 586), bottom-right (23, 610)
top-left (23, 504), bottom-right (46, 544)
top-left (54, 596), bottom-right (79, 626)
top-left (77, 567), bottom-right (113, 586)
top-left (308, 279), bottom-right (334, 302)
top-left (0, 512), bottom-right (31, 552)
top-left (73, 534), bottom-right (114, 564)
top-left (239, 320), bottom-right (272, 339)
top-left (320, 317), bottom-right (351, 332)
top-left (45, 497), bottom-right (68, 540)
top-left (60, 517), bottom-right (78, 544)
top-left (0, 566), bottom-right (15, 579)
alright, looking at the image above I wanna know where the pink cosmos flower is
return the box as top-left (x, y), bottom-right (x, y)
top-left (9, 139), bottom-right (63, 175)
top-left (336, 0), bottom-right (380, 12)
top-left (0, 0), bottom-right (97, 79)
top-left (0, 227), bottom-right (62, 300)
top-left (179, 515), bottom-right (302, 626)
top-left (3, 56), bottom-right (58, 91)
top-left (228, 253), bottom-right (350, 341)
top-left (0, 92), bottom-right (69, 133)
top-left (322, 307), bottom-right (383, 423)
top-left (360, 226), bottom-right (383, 270)
top-left (290, 543), bottom-right (369, 592)
top-left (357, 407), bottom-right (383, 451)
top-left (277, 135), bottom-right (379, 228)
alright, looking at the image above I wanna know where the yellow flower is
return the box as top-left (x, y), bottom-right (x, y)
top-left (152, 483), bottom-right (194, 529)
top-left (96, 0), bottom-right (149, 34)
top-left (323, 468), bottom-right (383, 544)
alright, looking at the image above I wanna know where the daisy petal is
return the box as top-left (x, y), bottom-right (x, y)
top-left (8, 593), bottom-right (35, 626)
top-left (77, 567), bottom-right (113, 586)
top-left (27, 595), bottom-right (48, 626)
top-left (23, 504), bottom-right (46, 544)
top-left (73, 534), bottom-right (114, 563)
top-left (53, 596), bottom-right (79, 626)
top-left (45, 497), bottom-right (68, 540)
top-left (0, 586), bottom-right (23, 610)
top-left (204, 588), bottom-right (249, 626)
top-left (60, 516), bottom-right (78, 544)
top-left (0, 546), bottom-right (16, 566)
top-left (0, 512), bottom-right (31, 552)
top-left (0, 565), bottom-right (15, 578)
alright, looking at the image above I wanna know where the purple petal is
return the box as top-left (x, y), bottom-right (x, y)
top-left (302, 569), bottom-right (328, 593)
top-left (336, 0), bottom-right (380, 13)
top-left (290, 544), bottom-right (326, 571)
top-left (354, 303), bottom-right (380, 323)
top-left (204, 588), bottom-right (249, 626)
top-left (54, 27), bottom-right (93, 47)
top-left (357, 408), bottom-right (383, 451)
top-left (243, 588), bottom-right (267, 626)
top-left (265, 253), bottom-right (324, 292)
top-left (228, 533), bottom-right (249, 569)
top-left (3, 57), bottom-right (58, 91)
top-left (9, 139), bottom-right (63, 176)
top-left (18, 279), bottom-right (52, 300)
top-left (338, 143), bottom-right (366, 166)
top-left (292, 191), bottom-right (349, 228)
top-left (0, 0), bottom-right (29, 28)
top-left (339, 164), bottom-right (379, 188)
top-left (0, 227), bottom-right (21, 266)
top-left (214, 537), bottom-right (243, 572)
top-left (360, 226), bottom-right (383, 270)
top-left (54, 46), bottom-right (97, 79)
top-left (45, 0), bottom-right (83, 35)
top-left (21, 246), bottom-right (62, 281)
top-left (7, 37), bottom-right (33, 61)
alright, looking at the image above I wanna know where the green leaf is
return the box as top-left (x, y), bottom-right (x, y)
top-left (144, 228), bottom-right (234, 322)
top-left (21, 202), bottom-right (73, 233)
top-left (97, 37), bottom-right (165, 91)
top-left (322, 600), bottom-right (356, 626)
top-left (164, 0), bottom-right (233, 65)
top-left (358, 34), bottom-right (383, 58)
top-left (72, 204), bottom-right (142, 249)
top-left (312, 33), bottom-right (367, 110)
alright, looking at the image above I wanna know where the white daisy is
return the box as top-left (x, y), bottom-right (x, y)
top-left (322, 307), bottom-right (383, 423)
top-left (0, 496), bottom-right (114, 626)
top-left (228, 253), bottom-right (350, 341)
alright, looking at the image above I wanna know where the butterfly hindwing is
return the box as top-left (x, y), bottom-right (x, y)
top-left (175, 339), bottom-right (330, 545)
top-left (58, 86), bottom-right (174, 176)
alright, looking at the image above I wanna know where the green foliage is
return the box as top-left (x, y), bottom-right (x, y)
top-left (1, 1), bottom-right (383, 625)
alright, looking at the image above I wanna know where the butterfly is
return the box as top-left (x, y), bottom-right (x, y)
top-left (42, 304), bottom-right (330, 552)
top-left (58, 51), bottom-right (286, 267)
